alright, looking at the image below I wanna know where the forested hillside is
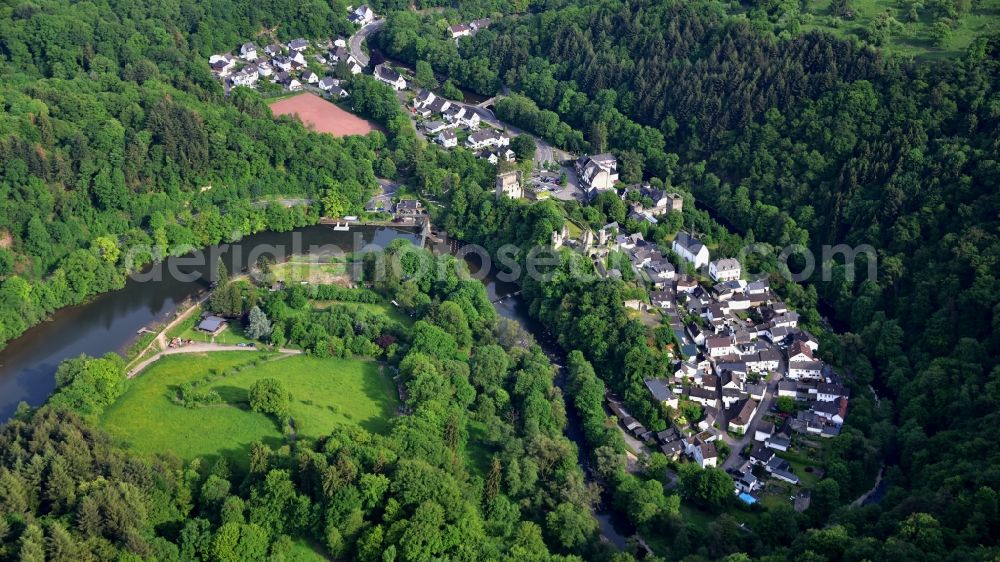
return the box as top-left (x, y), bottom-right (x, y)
top-left (0, 0), bottom-right (376, 349)
top-left (0, 244), bottom-right (617, 560)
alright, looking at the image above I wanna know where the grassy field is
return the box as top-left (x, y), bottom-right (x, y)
top-left (313, 299), bottom-right (414, 326)
top-left (795, 0), bottom-right (1000, 58)
top-left (101, 352), bottom-right (398, 469)
top-left (462, 420), bottom-right (494, 476)
top-left (271, 259), bottom-right (351, 285)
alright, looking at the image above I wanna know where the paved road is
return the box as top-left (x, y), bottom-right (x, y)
top-left (349, 19), bottom-right (385, 67)
top-left (460, 103), bottom-right (573, 166)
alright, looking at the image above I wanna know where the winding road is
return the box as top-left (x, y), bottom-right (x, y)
top-left (349, 19), bottom-right (384, 68)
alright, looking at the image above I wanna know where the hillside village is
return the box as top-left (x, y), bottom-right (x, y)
top-left (209, 34), bottom-right (358, 96)
top-left (537, 157), bottom-right (850, 508)
top-left (207, 6), bottom-right (381, 97)
top-left (209, 4), bottom-right (849, 509)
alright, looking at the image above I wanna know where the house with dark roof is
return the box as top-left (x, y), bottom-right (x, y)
top-left (727, 398), bottom-right (759, 435)
top-left (687, 386), bottom-right (718, 408)
top-left (288, 38), bottom-right (310, 52)
top-left (240, 42), bottom-right (259, 61)
top-left (644, 378), bottom-right (678, 409)
top-left (575, 153), bottom-right (619, 193)
top-left (709, 258), bottom-right (741, 282)
top-left (374, 63), bottom-right (406, 90)
top-left (198, 315), bottom-right (227, 335)
top-left (754, 421), bottom-right (775, 442)
top-left (672, 231), bottom-right (710, 268)
top-left (686, 435), bottom-right (718, 468)
top-left (749, 443), bottom-right (774, 466)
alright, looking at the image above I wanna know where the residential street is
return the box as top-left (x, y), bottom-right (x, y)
top-left (721, 357), bottom-right (786, 471)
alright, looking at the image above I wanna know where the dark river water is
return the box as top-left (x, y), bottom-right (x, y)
top-left (0, 225), bottom-right (630, 547)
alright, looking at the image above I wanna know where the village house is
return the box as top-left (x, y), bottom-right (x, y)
top-left (414, 88), bottom-right (436, 108)
top-left (754, 421), bottom-right (775, 442)
top-left (272, 56), bottom-right (293, 72)
top-left (288, 38), bottom-right (310, 52)
top-left (765, 457), bottom-right (800, 484)
top-left (287, 79), bottom-right (303, 92)
top-left (240, 42), bottom-right (259, 61)
top-left (424, 120), bottom-right (447, 134)
top-left (449, 23), bottom-right (472, 38)
top-left (817, 382), bottom-right (847, 402)
top-left (436, 130), bottom-right (458, 148)
top-left (644, 378), bottom-right (679, 410)
top-left (466, 129), bottom-right (509, 150)
top-left (374, 63), bottom-right (406, 90)
top-left (349, 5), bottom-right (375, 25)
top-left (777, 380), bottom-right (800, 399)
top-left (687, 386), bottom-right (719, 408)
top-left (686, 435), bottom-right (719, 468)
top-left (643, 258), bottom-right (675, 287)
top-left (697, 407), bottom-right (719, 431)
top-left (471, 18), bottom-right (492, 31)
top-left (301, 71), bottom-right (319, 84)
top-left (395, 199), bottom-right (424, 218)
top-left (734, 467), bottom-right (760, 494)
top-left (660, 439), bottom-right (684, 460)
top-left (792, 329), bottom-right (819, 352)
top-left (675, 275), bottom-right (698, 293)
top-left (709, 258), bottom-right (742, 282)
top-left (765, 435), bottom-right (791, 452)
top-left (495, 170), bottom-right (523, 199)
top-left (788, 361), bottom-right (825, 381)
top-left (575, 153), bottom-right (619, 193)
top-left (197, 315), bottom-right (227, 336)
top-left (672, 231), bottom-right (710, 269)
top-left (727, 398), bottom-right (759, 435)
top-left (649, 290), bottom-right (674, 310)
top-left (745, 348), bottom-right (781, 373)
top-left (318, 76), bottom-right (339, 92)
top-left (749, 443), bottom-right (775, 466)
top-left (230, 68), bottom-right (259, 87)
top-left (460, 111), bottom-right (481, 129)
top-left (705, 336), bottom-right (737, 357)
top-left (256, 62), bottom-right (273, 78)
top-left (745, 383), bottom-right (766, 401)
top-left (624, 185), bottom-right (677, 216)
top-left (209, 54), bottom-right (236, 76)
top-left (427, 97), bottom-right (451, 115)
top-left (264, 44), bottom-right (283, 57)
top-left (811, 398), bottom-right (847, 425)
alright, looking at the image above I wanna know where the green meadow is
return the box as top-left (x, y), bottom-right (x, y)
top-left (796, 0), bottom-right (1000, 59)
top-left (101, 352), bottom-right (398, 469)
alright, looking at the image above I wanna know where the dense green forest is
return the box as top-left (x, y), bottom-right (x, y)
top-left (0, 0), bottom-right (379, 349)
top-left (0, 243), bottom-right (632, 560)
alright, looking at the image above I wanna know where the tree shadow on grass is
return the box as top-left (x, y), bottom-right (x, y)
top-left (213, 385), bottom-right (251, 409)
top-left (357, 361), bottom-right (397, 434)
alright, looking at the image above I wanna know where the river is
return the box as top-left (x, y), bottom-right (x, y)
top-left (0, 225), bottom-right (630, 548)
